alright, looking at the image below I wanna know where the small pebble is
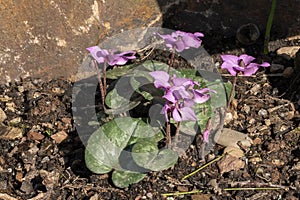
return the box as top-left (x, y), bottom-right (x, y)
top-left (146, 193), bottom-right (153, 199)
top-left (17, 86), bottom-right (25, 93)
top-left (242, 104), bottom-right (250, 114)
top-left (264, 119), bottom-right (271, 126)
top-left (258, 109), bottom-right (268, 117)
top-left (283, 67), bottom-right (294, 78)
top-left (253, 137), bottom-right (262, 145)
top-left (250, 84), bottom-right (261, 95)
top-left (270, 64), bottom-right (284, 72)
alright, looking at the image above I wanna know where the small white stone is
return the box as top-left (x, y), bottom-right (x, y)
top-left (258, 109), bottom-right (268, 117)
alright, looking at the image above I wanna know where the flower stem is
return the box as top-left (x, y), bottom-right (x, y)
top-left (174, 121), bottom-right (181, 143)
top-left (166, 121), bottom-right (171, 148)
top-left (93, 60), bottom-right (106, 111)
top-left (103, 62), bottom-right (107, 96)
top-left (227, 75), bottom-right (237, 111)
top-left (168, 51), bottom-right (175, 74)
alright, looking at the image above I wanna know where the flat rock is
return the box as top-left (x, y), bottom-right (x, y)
top-left (214, 128), bottom-right (252, 148)
top-left (0, 126), bottom-right (23, 140)
top-left (0, 0), bottom-right (162, 84)
top-left (1, 0), bottom-right (300, 83)
top-left (277, 46), bottom-right (300, 59)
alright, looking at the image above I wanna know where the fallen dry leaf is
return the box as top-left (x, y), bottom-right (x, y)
top-left (217, 154), bottom-right (245, 174)
top-left (27, 131), bottom-right (45, 141)
top-left (50, 131), bottom-right (68, 144)
top-left (223, 146), bottom-right (244, 158)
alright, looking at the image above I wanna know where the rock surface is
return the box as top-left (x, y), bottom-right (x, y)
top-left (1, 0), bottom-right (300, 83)
top-left (0, 0), bottom-right (162, 83)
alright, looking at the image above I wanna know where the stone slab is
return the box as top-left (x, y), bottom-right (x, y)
top-left (1, 0), bottom-right (300, 83)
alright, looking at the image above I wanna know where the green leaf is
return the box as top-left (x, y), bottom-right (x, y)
top-left (132, 140), bottom-right (159, 168)
top-left (85, 117), bottom-right (138, 172)
top-left (177, 69), bottom-right (196, 78)
top-left (112, 170), bottom-right (146, 188)
top-left (85, 149), bottom-right (112, 174)
top-left (140, 60), bottom-right (179, 76)
top-left (85, 117), bottom-right (162, 173)
top-left (106, 64), bottom-right (136, 79)
top-left (146, 149), bottom-right (178, 171)
top-left (206, 79), bottom-right (228, 108)
top-left (180, 120), bottom-right (198, 136)
top-left (194, 101), bottom-right (212, 131)
top-left (129, 76), bottom-right (154, 101)
top-left (105, 86), bottom-right (141, 114)
top-left (132, 140), bottom-right (178, 171)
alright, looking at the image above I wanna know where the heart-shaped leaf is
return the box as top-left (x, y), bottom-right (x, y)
top-left (106, 64), bottom-right (136, 79)
top-left (112, 170), bottom-right (146, 188)
top-left (132, 140), bottom-right (178, 171)
top-left (85, 117), bottom-right (138, 172)
top-left (85, 117), bottom-right (161, 173)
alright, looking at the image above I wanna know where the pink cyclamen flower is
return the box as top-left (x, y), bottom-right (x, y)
top-left (202, 128), bottom-right (210, 143)
top-left (155, 31), bottom-right (204, 52)
top-left (220, 54), bottom-right (270, 76)
top-left (149, 71), bottom-right (214, 122)
top-left (86, 46), bottom-right (136, 66)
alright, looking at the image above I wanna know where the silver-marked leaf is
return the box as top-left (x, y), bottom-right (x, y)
top-left (85, 149), bottom-right (112, 174)
top-left (105, 88), bottom-right (141, 114)
top-left (146, 149), bottom-right (178, 171)
top-left (106, 64), bottom-right (136, 79)
top-left (112, 170), bottom-right (146, 188)
top-left (85, 117), bottom-right (138, 171)
top-left (132, 140), bottom-right (159, 169)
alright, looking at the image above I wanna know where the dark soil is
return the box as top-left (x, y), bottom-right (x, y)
top-left (1, 37), bottom-right (300, 200)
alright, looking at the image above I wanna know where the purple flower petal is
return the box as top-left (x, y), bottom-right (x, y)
top-left (163, 90), bottom-right (176, 103)
top-left (86, 46), bottom-right (106, 63)
top-left (181, 32), bottom-right (203, 49)
top-left (162, 104), bottom-right (171, 122)
top-left (86, 47), bottom-right (135, 66)
top-left (155, 31), bottom-right (203, 52)
top-left (203, 129), bottom-right (210, 143)
top-left (243, 64), bottom-right (259, 76)
top-left (174, 40), bottom-right (186, 52)
top-left (172, 77), bottom-right (195, 87)
top-left (260, 62), bottom-right (270, 67)
top-left (178, 106), bottom-right (197, 121)
top-left (172, 86), bottom-right (191, 99)
top-left (221, 55), bottom-right (239, 64)
top-left (193, 88), bottom-right (215, 104)
top-left (239, 54), bottom-right (255, 65)
top-left (149, 71), bottom-right (171, 89)
top-left (172, 108), bottom-right (182, 122)
top-left (220, 62), bottom-right (238, 76)
top-left (194, 32), bottom-right (204, 37)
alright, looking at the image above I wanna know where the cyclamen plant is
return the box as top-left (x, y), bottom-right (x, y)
top-left (220, 54), bottom-right (270, 109)
top-left (149, 70), bottom-right (214, 147)
top-left (83, 30), bottom-right (219, 188)
top-left (86, 46), bottom-right (136, 108)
